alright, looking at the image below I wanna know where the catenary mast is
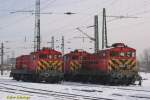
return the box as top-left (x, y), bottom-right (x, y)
top-left (34, 0), bottom-right (41, 51)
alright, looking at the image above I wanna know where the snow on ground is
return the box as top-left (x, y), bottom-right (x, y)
top-left (0, 71), bottom-right (150, 100)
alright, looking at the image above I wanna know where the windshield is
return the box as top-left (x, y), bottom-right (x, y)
top-left (39, 54), bottom-right (47, 59)
top-left (39, 54), bottom-right (62, 59)
top-left (111, 51), bottom-right (135, 57)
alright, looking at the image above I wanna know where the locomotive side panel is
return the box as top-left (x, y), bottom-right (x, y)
top-left (15, 55), bottom-right (31, 70)
top-left (82, 51), bottom-right (109, 73)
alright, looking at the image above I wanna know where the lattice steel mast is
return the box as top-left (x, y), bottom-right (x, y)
top-left (34, 0), bottom-right (41, 51)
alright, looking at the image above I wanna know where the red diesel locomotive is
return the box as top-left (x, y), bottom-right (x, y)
top-left (64, 49), bottom-right (90, 82)
top-left (11, 43), bottom-right (140, 85)
top-left (64, 43), bottom-right (140, 85)
top-left (11, 48), bottom-right (64, 83)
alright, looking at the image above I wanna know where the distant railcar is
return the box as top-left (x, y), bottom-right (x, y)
top-left (10, 48), bottom-right (64, 83)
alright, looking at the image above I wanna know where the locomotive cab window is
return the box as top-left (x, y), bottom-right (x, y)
top-left (39, 54), bottom-right (47, 59)
top-left (127, 52), bottom-right (132, 57)
top-left (111, 52), bottom-right (118, 57)
top-left (120, 52), bottom-right (125, 57)
top-left (132, 52), bottom-right (136, 57)
top-left (48, 55), bottom-right (52, 59)
top-left (54, 55), bottom-right (58, 59)
top-left (58, 55), bottom-right (62, 58)
top-left (127, 52), bottom-right (135, 57)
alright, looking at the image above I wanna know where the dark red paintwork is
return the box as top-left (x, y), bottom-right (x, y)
top-left (64, 49), bottom-right (90, 73)
top-left (15, 48), bottom-right (62, 72)
top-left (82, 43), bottom-right (136, 73)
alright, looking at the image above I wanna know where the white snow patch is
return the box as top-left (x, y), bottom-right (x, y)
top-left (0, 72), bottom-right (149, 100)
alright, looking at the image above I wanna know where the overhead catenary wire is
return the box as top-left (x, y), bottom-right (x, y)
top-left (1, 0), bottom-right (150, 56)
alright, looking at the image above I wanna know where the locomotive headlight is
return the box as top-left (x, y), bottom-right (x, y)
top-left (120, 64), bottom-right (128, 68)
top-left (119, 65), bottom-right (124, 67)
top-left (44, 73), bottom-right (50, 77)
top-left (124, 64), bottom-right (128, 68)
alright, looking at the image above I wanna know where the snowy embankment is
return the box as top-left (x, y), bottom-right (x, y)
top-left (0, 71), bottom-right (150, 100)
top-left (140, 72), bottom-right (150, 87)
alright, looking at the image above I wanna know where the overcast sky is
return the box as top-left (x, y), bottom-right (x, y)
top-left (0, 0), bottom-right (150, 57)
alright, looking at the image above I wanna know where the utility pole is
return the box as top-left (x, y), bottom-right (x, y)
top-left (34, 0), bottom-right (41, 51)
top-left (101, 8), bottom-right (139, 49)
top-left (51, 36), bottom-right (54, 49)
top-left (61, 36), bottom-right (64, 55)
top-left (76, 15), bottom-right (100, 53)
top-left (1, 43), bottom-right (4, 75)
top-left (102, 8), bottom-right (108, 49)
top-left (94, 15), bottom-right (99, 53)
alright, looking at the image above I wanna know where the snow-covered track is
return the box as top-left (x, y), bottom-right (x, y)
top-left (0, 82), bottom-right (114, 100)
top-left (62, 82), bottom-right (150, 93)
top-left (0, 86), bottom-right (49, 98)
top-left (112, 93), bottom-right (150, 99)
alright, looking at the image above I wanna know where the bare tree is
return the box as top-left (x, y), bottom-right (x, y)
top-left (139, 48), bottom-right (150, 72)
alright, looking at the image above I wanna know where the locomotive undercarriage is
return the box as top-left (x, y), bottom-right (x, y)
top-left (10, 69), bottom-right (141, 85)
top-left (108, 70), bottom-right (141, 85)
top-left (38, 70), bottom-right (63, 83)
top-left (64, 70), bottom-right (141, 85)
top-left (10, 69), bottom-right (63, 83)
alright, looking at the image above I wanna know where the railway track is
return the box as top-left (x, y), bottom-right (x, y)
top-left (0, 87), bottom-right (48, 99)
top-left (62, 82), bottom-right (150, 100)
top-left (112, 93), bottom-right (150, 99)
top-left (0, 82), bottom-right (150, 100)
top-left (0, 82), bottom-right (114, 100)
top-left (62, 82), bottom-right (150, 93)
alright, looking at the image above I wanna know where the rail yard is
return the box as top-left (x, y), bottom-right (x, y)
top-left (0, 72), bottom-right (150, 100)
top-left (1, 0), bottom-right (150, 100)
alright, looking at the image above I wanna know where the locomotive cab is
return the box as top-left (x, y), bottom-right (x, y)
top-left (64, 49), bottom-right (89, 73)
top-left (107, 43), bottom-right (139, 84)
top-left (109, 43), bottom-right (136, 71)
top-left (35, 48), bottom-right (62, 60)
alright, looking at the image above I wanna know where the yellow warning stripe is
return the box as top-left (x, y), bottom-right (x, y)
top-left (41, 60), bottom-right (49, 67)
top-left (75, 61), bottom-right (80, 70)
top-left (57, 62), bottom-right (62, 67)
top-left (38, 61), bottom-right (46, 70)
top-left (37, 60), bottom-right (63, 71)
top-left (48, 61), bottom-right (53, 68)
top-left (125, 59), bottom-right (132, 65)
top-left (109, 59), bottom-right (137, 72)
top-left (70, 62), bottom-right (75, 71)
top-left (40, 61), bottom-right (48, 70)
top-left (37, 65), bottom-right (41, 71)
top-left (109, 60), bottom-right (117, 71)
top-left (109, 60), bottom-right (115, 67)
top-left (52, 61), bottom-right (58, 67)
top-left (69, 61), bottom-right (81, 71)
top-left (111, 59), bottom-right (120, 67)
top-left (114, 59), bottom-right (122, 65)
top-left (129, 60), bottom-right (136, 69)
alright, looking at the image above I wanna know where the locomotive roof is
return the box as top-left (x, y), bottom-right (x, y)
top-left (100, 43), bottom-right (136, 52)
top-left (65, 49), bottom-right (90, 56)
top-left (31, 47), bottom-right (62, 55)
top-left (110, 46), bottom-right (136, 51)
top-left (17, 55), bottom-right (30, 58)
top-left (16, 55), bottom-right (30, 59)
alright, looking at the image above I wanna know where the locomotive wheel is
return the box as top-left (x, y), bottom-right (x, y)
top-left (14, 74), bottom-right (20, 81)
